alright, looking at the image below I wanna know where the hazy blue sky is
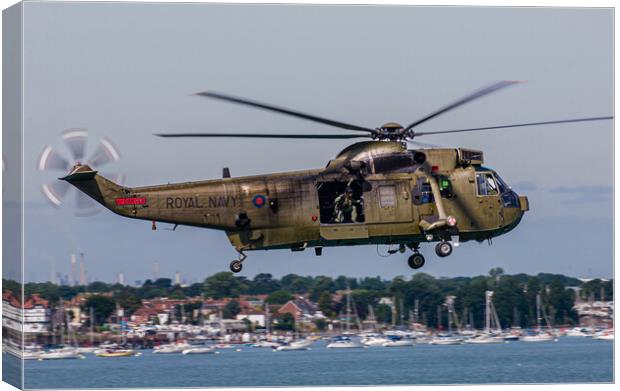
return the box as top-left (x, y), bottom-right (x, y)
top-left (18, 3), bottom-right (612, 283)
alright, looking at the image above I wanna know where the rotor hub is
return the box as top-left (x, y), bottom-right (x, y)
top-left (373, 122), bottom-right (410, 141)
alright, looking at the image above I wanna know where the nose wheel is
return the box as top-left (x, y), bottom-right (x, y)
top-left (408, 253), bottom-right (425, 269)
top-left (229, 251), bottom-right (247, 273)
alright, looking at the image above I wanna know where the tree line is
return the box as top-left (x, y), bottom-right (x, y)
top-left (3, 269), bottom-right (613, 329)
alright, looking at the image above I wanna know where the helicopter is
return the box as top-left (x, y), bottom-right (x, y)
top-left (60, 81), bottom-right (612, 273)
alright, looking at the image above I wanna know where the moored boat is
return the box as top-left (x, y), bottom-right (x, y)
top-left (276, 340), bottom-right (313, 351)
top-left (326, 336), bottom-right (364, 349)
top-left (182, 347), bottom-right (217, 354)
top-left (38, 348), bottom-right (84, 360)
top-left (382, 338), bottom-right (414, 347)
top-left (465, 334), bottom-right (504, 344)
top-left (96, 349), bottom-right (138, 357)
top-left (429, 336), bottom-right (463, 345)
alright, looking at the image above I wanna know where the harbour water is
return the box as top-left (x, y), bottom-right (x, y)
top-left (10, 337), bottom-right (613, 388)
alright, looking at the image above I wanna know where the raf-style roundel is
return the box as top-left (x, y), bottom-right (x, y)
top-left (252, 195), bottom-right (266, 208)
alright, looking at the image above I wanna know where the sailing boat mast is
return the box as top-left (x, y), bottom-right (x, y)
top-left (536, 293), bottom-right (542, 331)
top-left (89, 306), bottom-right (94, 347)
top-left (345, 286), bottom-right (351, 333)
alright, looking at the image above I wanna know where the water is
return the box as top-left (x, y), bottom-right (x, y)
top-left (14, 337), bottom-right (613, 389)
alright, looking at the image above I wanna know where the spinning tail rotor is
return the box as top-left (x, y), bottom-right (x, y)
top-left (38, 129), bottom-right (123, 216)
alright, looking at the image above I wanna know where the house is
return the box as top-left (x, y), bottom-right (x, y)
top-left (2, 291), bottom-right (51, 337)
top-left (130, 297), bottom-right (193, 325)
top-left (235, 310), bottom-right (266, 327)
top-left (278, 297), bottom-right (324, 324)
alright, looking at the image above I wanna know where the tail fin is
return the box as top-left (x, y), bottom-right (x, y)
top-left (60, 164), bottom-right (126, 207)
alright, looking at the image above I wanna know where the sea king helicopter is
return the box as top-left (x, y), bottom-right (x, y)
top-left (60, 81), bottom-right (612, 272)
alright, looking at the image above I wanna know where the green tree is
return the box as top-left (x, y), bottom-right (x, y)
top-left (314, 318), bottom-right (327, 331)
top-left (351, 289), bottom-right (380, 320)
top-left (82, 295), bottom-right (115, 326)
top-left (250, 273), bottom-right (281, 294)
top-left (309, 276), bottom-right (334, 302)
top-left (318, 292), bottom-right (335, 318)
top-left (265, 290), bottom-right (293, 305)
top-left (223, 300), bottom-right (241, 319)
top-left (375, 303), bottom-right (392, 324)
top-left (204, 272), bottom-right (247, 299)
top-left (274, 313), bottom-right (295, 330)
top-left (546, 278), bottom-right (577, 325)
top-left (115, 291), bottom-right (142, 316)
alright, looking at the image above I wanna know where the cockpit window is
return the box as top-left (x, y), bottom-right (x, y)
top-left (494, 173), bottom-right (509, 194)
top-left (476, 173), bottom-right (499, 196)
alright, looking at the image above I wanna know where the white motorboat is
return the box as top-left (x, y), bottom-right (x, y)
top-left (565, 327), bottom-right (591, 337)
top-left (361, 336), bottom-right (391, 346)
top-left (382, 339), bottom-right (414, 347)
top-left (153, 343), bottom-right (192, 354)
top-left (252, 340), bottom-right (281, 348)
top-left (501, 333), bottom-right (520, 341)
top-left (593, 330), bottom-right (614, 341)
top-left (76, 346), bottom-right (99, 354)
top-left (429, 336), bottom-right (463, 345)
top-left (182, 347), bottom-right (217, 354)
top-left (326, 337), bottom-right (364, 349)
top-left (520, 333), bottom-right (556, 342)
top-left (38, 348), bottom-right (84, 360)
top-left (276, 339), bottom-right (313, 351)
top-left (465, 334), bottom-right (504, 344)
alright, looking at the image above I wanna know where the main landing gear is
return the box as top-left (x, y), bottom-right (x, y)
top-left (405, 240), bottom-right (453, 269)
top-left (435, 241), bottom-right (453, 257)
top-left (229, 250), bottom-right (247, 273)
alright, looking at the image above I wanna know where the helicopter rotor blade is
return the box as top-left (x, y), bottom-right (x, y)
top-left (406, 139), bottom-right (442, 149)
top-left (41, 180), bottom-right (71, 207)
top-left (405, 80), bottom-right (522, 132)
top-left (87, 137), bottom-right (122, 167)
top-left (61, 128), bottom-right (88, 162)
top-left (37, 145), bottom-right (71, 171)
top-left (155, 133), bottom-right (369, 139)
top-left (195, 91), bottom-right (376, 133)
top-left (413, 116), bottom-right (614, 137)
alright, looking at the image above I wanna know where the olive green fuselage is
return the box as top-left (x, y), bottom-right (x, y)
top-left (66, 142), bottom-right (527, 253)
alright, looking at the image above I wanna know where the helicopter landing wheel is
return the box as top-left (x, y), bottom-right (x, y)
top-left (229, 260), bottom-right (243, 273)
top-left (435, 241), bottom-right (453, 258)
top-left (408, 253), bottom-right (425, 269)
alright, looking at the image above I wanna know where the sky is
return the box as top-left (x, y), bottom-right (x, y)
top-left (11, 3), bottom-right (614, 283)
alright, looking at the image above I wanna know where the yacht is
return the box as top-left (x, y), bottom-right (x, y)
top-left (382, 337), bottom-right (414, 347)
top-left (153, 342), bottom-right (192, 354)
top-left (565, 327), bottom-right (591, 337)
top-left (429, 336), bottom-right (463, 345)
top-left (326, 336), bottom-right (365, 349)
top-left (520, 332), bottom-right (556, 342)
top-left (593, 330), bottom-right (614, 341)
top-left (276, 339), bottom-right (314, 351)
top-left (182, 347), bottom-right (217, 354)
top-left (519, 294), bottom-right (557, 342)
top-left (252, 340), bottom-right (281, 348)
top-left (361, 334), bottom-right (391, 346)
top-left (38, 347), bottom-right (84, 360)
top-left (465, 334), bottom-right (504, 344)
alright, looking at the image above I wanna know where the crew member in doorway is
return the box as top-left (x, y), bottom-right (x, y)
top-left (334, 187), bottom-right (361, 223)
